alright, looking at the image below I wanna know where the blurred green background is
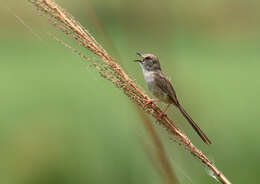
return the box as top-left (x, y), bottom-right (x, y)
top-left (1, 0), bottom-right (260, 183)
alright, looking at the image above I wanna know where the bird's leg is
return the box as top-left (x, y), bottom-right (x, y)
top-left (143, 99), bottom-right (159, 108)
top-left (157, 103), bottom-right (171, 120)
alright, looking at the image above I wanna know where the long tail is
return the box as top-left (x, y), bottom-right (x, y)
top-left (177, 105), bottom-right (212, 144)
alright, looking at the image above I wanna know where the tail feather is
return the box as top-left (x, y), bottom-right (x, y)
top-left (177, 105), bottom-right (212, 145)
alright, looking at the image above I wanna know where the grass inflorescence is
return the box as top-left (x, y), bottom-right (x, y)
top-left (28, 1), bottom-right (231, 184)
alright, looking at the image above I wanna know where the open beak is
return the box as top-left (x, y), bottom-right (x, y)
top-left (133, 52), bottom-right (143, 63)
top-left (133, 59), bottom-right (142, 62)
top-left (136, 52), bottom-right (143, 57)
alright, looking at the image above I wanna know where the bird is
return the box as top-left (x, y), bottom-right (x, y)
top-left (133, 52), bottom-right (212, 144)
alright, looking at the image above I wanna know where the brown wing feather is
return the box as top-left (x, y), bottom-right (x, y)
top-left (154, 72), bottom-right (179, 105)
top-left (154, 72), bottom-right (212, 144)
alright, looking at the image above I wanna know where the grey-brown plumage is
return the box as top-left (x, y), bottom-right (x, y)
top-left (134, 52), bottom-right (212, 144)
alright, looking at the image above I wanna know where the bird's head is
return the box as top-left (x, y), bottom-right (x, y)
top-left (134, 52), bottom-right (161, 71)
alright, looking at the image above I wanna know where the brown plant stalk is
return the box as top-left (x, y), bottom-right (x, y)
top-left (28, 0), bottom-right (231, 183)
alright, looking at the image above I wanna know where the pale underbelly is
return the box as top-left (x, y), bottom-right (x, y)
top-left (143, 70), bottom-right (172, 104)
top-left (147, 81), bottom-right (172, 103)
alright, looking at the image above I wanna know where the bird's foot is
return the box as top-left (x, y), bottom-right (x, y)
top-left (143, 99), bottom-right (156, 108)
top-left (157, 112), bottom-right (167, 121)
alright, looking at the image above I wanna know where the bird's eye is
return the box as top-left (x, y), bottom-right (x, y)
top-left (145, 56), bottom-right (152, 60)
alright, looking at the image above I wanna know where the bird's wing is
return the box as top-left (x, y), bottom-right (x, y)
top-left (154, 72), bottom-right (179, 105)
top-left (154, 72), bottom-right (212, 144)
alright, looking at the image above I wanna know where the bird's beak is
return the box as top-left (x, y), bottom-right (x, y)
top-left (133, 52), bottom-right (143, 63)
top-left (136, 52), bottom-right (144, 58)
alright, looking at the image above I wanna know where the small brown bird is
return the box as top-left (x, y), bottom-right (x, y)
top-left (134, 52), bottom-right (211, 144)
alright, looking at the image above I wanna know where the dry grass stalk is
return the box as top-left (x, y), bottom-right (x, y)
top-left (28, 0), bottom-right (231, 183)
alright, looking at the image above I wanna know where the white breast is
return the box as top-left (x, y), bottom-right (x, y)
top-left (143, 70), bottom-right (154, 84)
top-left (141, 67), bottom-right (171, 103)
